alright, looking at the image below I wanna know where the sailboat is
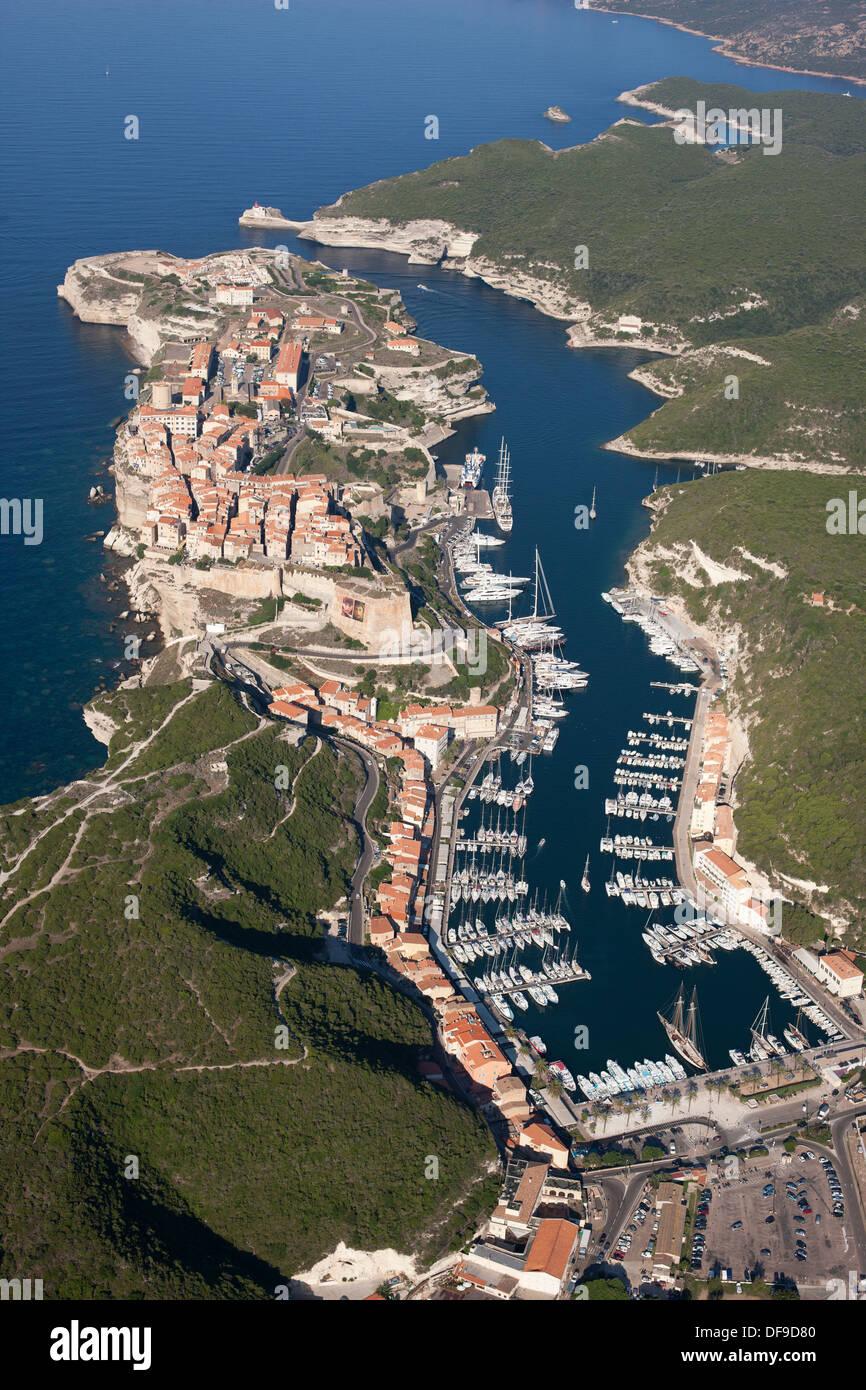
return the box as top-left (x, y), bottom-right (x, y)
top-left (657, 985), bottom-right (706, 1070)
top-left (751, 996), bottom-right (786, 1057)
top-left (784, 1008), bottom-right (809, 1053)
top-left (492, 436), bottom-right (514, 534)
top-left (581, 854), bottom-right (590, 893)
top-left (589, 485), bottom-right (596, 521)
top-left (501, 547), bottom-right (557, 647)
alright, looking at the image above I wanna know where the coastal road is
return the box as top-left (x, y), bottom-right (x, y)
top-left (824, 1107), bottom-right (866, 1267)
top-left (345, 744), bottom-right (379, 946)
top-left (672, 678), bottom-right (712, 901)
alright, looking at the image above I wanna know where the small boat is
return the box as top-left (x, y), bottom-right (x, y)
top-left (529, 1035), bottom-right (547, 1056)
top-left (581, 854), bottom-right (590, 894)
top-left (548, 1060), bottom-right (576, 1092)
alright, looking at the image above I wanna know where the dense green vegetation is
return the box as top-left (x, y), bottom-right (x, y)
top-left (0, 681), bottom-right (495, 1297)
top-left (638, 469), bottom-right (866, 941)
top-left (628, 304), bottom-right (866, 464)
top-left (590, 1), bottom-right (866, 82)
top-left (319, 84), bottom-right (866, 466)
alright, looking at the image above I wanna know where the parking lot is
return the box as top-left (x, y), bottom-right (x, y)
top-left (687, 1148), bottom-right (852, 1290)
top-left (602, 1140), bottom-right (858, 1294)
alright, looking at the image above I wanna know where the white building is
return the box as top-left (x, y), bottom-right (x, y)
top-left (216, 284), bottom-right (255, 306)
top-left (412, 724), bottom-right (450, 771)
top-left (816, 952), bottom-right (863, 998)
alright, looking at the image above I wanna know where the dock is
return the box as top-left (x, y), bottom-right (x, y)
top-left (642, 711), bottom-right (693, 728)
top-left (494, 965), bottom-right (591, 1002)
top-left (600, 839), bottom-right (674, 860)
top-left (604, 796), bottom-right (675, 819)
top-left (650, 680), bottom-right (699, 695)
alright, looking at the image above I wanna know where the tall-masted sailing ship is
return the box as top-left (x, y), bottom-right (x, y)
top-left (492, 437), bottom-right (513, 533)
top-left (658, 984), bottom-right (706, 1070)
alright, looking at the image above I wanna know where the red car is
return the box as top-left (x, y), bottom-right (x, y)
top-left (801, 1206), bottom-right (813, 1215)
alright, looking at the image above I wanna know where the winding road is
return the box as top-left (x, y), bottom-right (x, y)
top-left (347, 745), bottom-right (379, 946)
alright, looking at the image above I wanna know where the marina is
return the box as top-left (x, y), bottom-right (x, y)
top-left (439, 463), bottom-right (851, 1078)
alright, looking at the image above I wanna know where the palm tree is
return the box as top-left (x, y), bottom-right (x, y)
top-left (687, 1080), bottom-right (698, 1111)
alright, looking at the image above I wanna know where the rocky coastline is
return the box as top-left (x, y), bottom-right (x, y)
top-left (589, 5), bottom-right (866, 87)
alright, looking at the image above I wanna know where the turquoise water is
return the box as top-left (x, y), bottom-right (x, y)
top-left (0, 0), bottom-right (855, 1067)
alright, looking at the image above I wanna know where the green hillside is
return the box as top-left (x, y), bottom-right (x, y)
top-left (589, 1), bottom-right (866, 83)
top-left (0, 681), bottom-right (495, 1298)
top-left (317, 84), bottom-right (866, 466)
top-left (634, 469), bottom-right (866, 942)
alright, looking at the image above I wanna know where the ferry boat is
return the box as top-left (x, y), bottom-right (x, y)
top-left (460, 448), bottom-right (485, 488)
top-left (491, 437), bottom-right (514, 533)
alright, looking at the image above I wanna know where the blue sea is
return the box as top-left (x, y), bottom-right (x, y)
top-left (0, 0), bottom-right (856, 1069)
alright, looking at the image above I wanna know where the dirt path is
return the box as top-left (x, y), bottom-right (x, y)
top-left (0, 688), bottom-right (201, 889)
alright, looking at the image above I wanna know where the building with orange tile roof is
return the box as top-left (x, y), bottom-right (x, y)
top-left (515, 1122), bottom-right (570, 1168)
top-left (518, 1219), bottom-right (579, 1298)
